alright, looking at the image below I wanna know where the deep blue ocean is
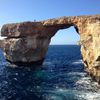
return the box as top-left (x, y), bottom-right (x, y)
top-left (0, 45), bottom-right (100, 100)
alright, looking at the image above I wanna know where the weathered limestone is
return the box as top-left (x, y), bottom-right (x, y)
top-left (1, 37), bottom-right (50, 66)
top-left (0, 15), bottom-right (100, 83)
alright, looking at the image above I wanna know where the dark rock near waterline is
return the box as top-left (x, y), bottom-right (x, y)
top-left (6, 59), bottom-right (44, 67)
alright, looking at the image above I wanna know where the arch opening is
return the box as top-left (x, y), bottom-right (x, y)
top-left (45, 26), bottom-right (84, 74)
top-left (45, 26), bottom-right (83, 70)
top-left (50, 26), bottom-right (80, 45)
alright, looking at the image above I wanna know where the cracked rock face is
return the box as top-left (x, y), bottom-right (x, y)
top-left (0, 15), bottom-right (100, 83)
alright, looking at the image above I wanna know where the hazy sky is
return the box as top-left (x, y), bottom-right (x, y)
top-left (0, 0), bottom-right (100, 44)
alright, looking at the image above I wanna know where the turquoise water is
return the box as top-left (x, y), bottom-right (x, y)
top-left (0, 45), bottom-right (100, 100)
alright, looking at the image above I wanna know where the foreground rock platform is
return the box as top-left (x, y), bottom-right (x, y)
top-left (0, 15), bottom-right (100, 83)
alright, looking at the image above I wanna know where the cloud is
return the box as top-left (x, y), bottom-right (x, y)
top-left (0, 25), bottom-right (6, 40)
top-left (0, 26), bottom-right (1, 35)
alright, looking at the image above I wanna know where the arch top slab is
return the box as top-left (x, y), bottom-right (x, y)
top-left (1, 15), bottom-right (100, 37)
top-left (0, 14), bottom-right (100, 83)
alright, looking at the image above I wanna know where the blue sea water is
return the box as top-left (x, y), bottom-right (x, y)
top-left (0, 45), bottom-right (100, 100)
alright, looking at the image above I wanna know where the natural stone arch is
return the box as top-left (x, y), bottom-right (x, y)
top-left (0, 15), bottom-right (100, 83)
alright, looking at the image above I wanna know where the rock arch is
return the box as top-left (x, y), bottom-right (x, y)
top-left (0, 15), bottom-right (100, 83)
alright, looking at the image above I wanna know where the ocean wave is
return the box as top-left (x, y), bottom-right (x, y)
top-left (72, 59), bottom-right (83, 65)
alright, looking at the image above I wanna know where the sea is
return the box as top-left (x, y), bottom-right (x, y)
top-left (0, 45), bottom-right (100, 100)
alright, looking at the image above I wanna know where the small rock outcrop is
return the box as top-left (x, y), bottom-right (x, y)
top-left (0, 15), bottom-right (100, 83)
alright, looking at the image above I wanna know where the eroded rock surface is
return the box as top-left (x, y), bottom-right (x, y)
top-left (0, 15), bottom-right (100, 83)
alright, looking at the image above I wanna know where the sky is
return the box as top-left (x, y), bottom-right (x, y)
top-left (0, 0), bottom-right (100, 44)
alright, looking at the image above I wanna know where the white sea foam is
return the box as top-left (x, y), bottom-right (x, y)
top-left (0, 36), bottom-right (6, 40)
top-left (72, 59), bottom-right (83, 65)
top-left (55, 89), bottom-right (100, 100)
top-left (67, 72), bottom-right (87, 77)
top-left (76, 77), bottom-right (91, 85)
top-left (77, 92), bottom-right (100, 100)
top-left (43, 62), bottom-right (52, 66)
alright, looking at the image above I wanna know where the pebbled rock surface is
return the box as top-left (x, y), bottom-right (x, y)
top-left (0, 15), bottom-right (100, 83)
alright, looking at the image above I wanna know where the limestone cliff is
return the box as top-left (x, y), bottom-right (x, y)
top-left (0, 15), bottom-right (100, 83)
